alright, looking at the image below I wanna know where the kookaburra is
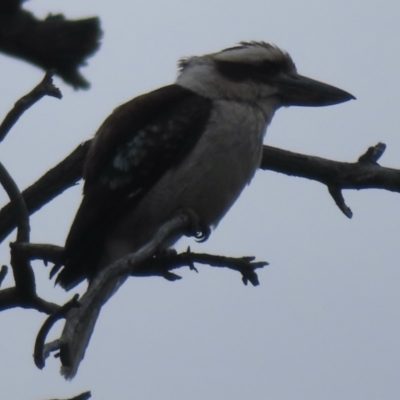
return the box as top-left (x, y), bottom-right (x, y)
top-left (55, 41), bottom-right (354, 290)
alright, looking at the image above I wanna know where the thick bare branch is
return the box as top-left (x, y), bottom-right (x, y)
top-left (0, 141), bottom-right (89, 244)
top-left (1, 142), bottom-right (399, 247)
top-left (41, 213), bottom-right (191, 379)
top-left (44, 390), bottom-right (91, 400)
top-left (260, 143), bottom-right (400, 191)
top-left (38, 212), bottom-right (267, 378)
top-left (0, 286), bottom-right (59, 314)
top-left (261, 143), bottom-right (400, 215)
top-left (34, 294), bottom-right (80, 369)
top-left (11, 243), bottom-right (64, 265)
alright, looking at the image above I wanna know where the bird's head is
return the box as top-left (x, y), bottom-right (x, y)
top-left (177, 41), bottom-right (355, 110)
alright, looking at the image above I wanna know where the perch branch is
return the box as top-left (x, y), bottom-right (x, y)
top-left (41, 213), bottom-right (192, 379)
top-left (136, 248), bottom-right (267, 286)
top-left (1, 141), bottom-right (399, 246)
top-left (37, 212), bottom-right (268, 378)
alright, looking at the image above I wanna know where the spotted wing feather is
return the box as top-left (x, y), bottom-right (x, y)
top-left (56, 84), bottom-right (212, 289)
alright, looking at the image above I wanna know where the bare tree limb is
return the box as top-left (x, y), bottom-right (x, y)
top-left (0, 141), bottom-right (89, 244)
top-left (0, 161), bottom-right (30, 242)
top-left (14, 242), bottom-right (266, 286)
top-left (44, 390), bottom-right (91, 400)
top-left (11, 243), bottom-right (64, 265)
top-left (0, 71), bottom-right (62, 142)
top-left (0, 160), bottom-right (35, 298)
top-left (0, 265), bottom-right (7, 287)
top-left (34, 294), bottom-right (80, 369)
top-left (0, 142), bottom-right (398, 247)
top-left (40, 213), bottom-right (191, 379)
top-left (260, 143), bottom-right (400, 215)
top-left (260, 143), bottom-right (400, 190)
top-left (36, 212), bottom-right (267, 378)
top-left (0, 73), bottom-right (63, 314)
top-left (136, 247), bottom-right (267, 286)
top-left (0, 286), bottom-right (59, 313)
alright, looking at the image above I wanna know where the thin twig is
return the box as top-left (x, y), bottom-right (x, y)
top-left (328, 185), bottom-right (353, 218)
top-left (0, 162), bottom-right (30, 243)
top-left (358, 142), bottom-right (386, 164)
top-left (136, 248), bottom-right (268, 286)
top-left (0, 73), bottom-right (68, 312)
top-left (0, 265), bottom-right (7, 287)
top-left (0, 71), bottom-right (62, 142)
top-left (0, 161), bottom-right (36, 298)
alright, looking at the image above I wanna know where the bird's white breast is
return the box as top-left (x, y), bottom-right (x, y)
top-left (105, 100), bottom-right (268, 262)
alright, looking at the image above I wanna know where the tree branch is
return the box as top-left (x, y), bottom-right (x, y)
top-left (36, 212), bottom-right (268, 378)
top-left (34, 294), bottom-right (80, 369)
top-left (39, 213), bottom-right (192, 379)
top-left (0, 265), bottom-right (8, 287)
top-left (0, 141), bottom-right (89, 244)
top-left (0, 141), bottom-right (398, 245)
top-left (11, 243), bottom-right (64, 265)
top-left (0, 73), bottom-right (63, 314)
top-left (136, 248), bottom-right (267, 286)
top-left (0, 71), bottom-right (62, 142)
top-left (44, 390), bottom-right (91, 400)
top-left (260, 143), bottom-right (400, 216)
top-left (0, 160), bottom-right (35, 298)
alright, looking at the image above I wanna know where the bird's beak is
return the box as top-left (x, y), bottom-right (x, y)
top-left (277, 74), bottom-right (355, 107)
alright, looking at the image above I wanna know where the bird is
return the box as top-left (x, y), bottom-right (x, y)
top-left (54, 41), bottom-right (355, 290)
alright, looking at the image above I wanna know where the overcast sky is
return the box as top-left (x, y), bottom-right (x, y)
top-left (1, 1), bottom-right (400, 399)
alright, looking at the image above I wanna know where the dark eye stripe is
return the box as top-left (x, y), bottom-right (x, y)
top-left (215, 60), bottom-right (294, 83)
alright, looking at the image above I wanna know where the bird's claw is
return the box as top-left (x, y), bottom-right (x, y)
top-left (194, 226), bottom-right (211, 243)
top-left (181, 209), bottom-right (211, 243)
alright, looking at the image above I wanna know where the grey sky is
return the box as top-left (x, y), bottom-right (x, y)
top-left (0, 1), bottom-right (400, 399)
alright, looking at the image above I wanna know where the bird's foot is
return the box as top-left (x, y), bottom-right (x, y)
top-left (179, 208), bottom-right (211, 243)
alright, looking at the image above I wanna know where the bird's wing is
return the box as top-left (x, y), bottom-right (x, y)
top-left (56, 84), bottom-right (212, 289)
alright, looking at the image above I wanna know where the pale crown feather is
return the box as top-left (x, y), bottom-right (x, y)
top-left (176, 42), bottom-right (296, 114)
